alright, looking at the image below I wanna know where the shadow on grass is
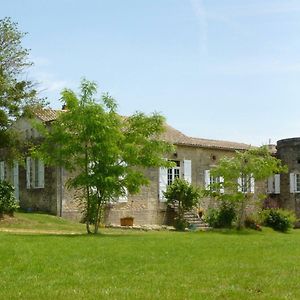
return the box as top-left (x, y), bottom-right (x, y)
top-left (3, 229), bottom-right (153, 239)
top-left (205, 228), bottom-right (264, 235)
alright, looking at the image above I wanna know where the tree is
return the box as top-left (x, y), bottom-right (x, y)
top-left (35, 79), bottom-right (174, 234)
top-left (0, 17), bottom-right (43, 153)
top-left (164, 178), bottom-right (201, 230)
top-left (207, 146), bottom-right (287, 229)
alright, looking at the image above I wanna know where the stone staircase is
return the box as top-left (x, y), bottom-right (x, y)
top-left (183, 210), bottom-right (210, 230)
top-left (170, 202), bottom-right (210, 230)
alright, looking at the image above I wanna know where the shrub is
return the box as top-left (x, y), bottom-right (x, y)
top-left (0, 181), bottom-right (19, 217)
top-left (244, 216), bottom-right (262, 231)
top-left (174, 217), bottom-right (188, 231)
top-left (204, 202), bottom-right (236, 228)
top-left (261, 208), bottom-right (296, 232)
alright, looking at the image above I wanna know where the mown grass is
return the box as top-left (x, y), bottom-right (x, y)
top-left (0, 212), bottom-right (86, 233)
top-left (0, 213), bottom-right (300, 299)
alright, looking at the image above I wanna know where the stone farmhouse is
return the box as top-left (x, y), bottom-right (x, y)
top-left (0, 108), bottom-right (298, 225)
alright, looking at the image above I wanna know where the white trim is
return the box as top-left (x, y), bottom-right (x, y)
top-left (26, 157), bottom-right (31, 189)
top-left (0, 161), bottom-right (4, 181)
top-left (204, 170), bottom-right (210, 190)
top-left (159, 167), bottom-right (168, 201)
top-left (183, 160), bottom-right (192, 184)
top-left (274, 174), bottom-right (280, 194)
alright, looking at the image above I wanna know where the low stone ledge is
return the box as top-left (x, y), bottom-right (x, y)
top-left (105, 224), bottom-right (175, 231)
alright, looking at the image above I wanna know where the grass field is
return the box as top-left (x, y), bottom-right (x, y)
top-left (0, 213), bottom-right (300, 299)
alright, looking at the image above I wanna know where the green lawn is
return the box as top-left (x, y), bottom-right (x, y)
top-left (0, 213), bottom-right (300, 299)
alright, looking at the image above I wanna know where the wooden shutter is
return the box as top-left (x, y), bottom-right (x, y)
top-left (267, 176), bottom-right (274, 194)
top-left (159, 167), bottom-right (168, 201)
top-left (0, 161), bottom-right (4, 181)
top-left (204, 170), bottom-right (210, 190)
top-left (290, 173), bottom-right (295, 193)
top-left (13, 161), bottom-right (19, 201)
top-left (26, 157), bottom-right (31, 189)
top-left (237, 177), bottom-right (242, 192)
top-left (274, 174), bottom-right (280, 194)
top-left (38, 159), bottom-right (45, 188)
top-left (183, 160), bottom-right (192, 184)
top-left (250, 175), bottom-right (255, 193)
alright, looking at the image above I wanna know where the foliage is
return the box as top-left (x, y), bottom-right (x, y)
top-left (207, 146), bottom-right (287, 229)
top-left (0, 17), bottom-right (45, 158)
top-left (164, 178), bottom-right (201, 230)
top-left (244, 215), bottom-right (262, 231)
top-left (261, 208), bottom-right (296, 232)
top-left (173, 217), bottom-right (189, 231)
top-left (0, 181), bottom-right (19, 216)
top-left (35, 79), bottom-right (174, 234)
top-left (204, 201), bottom-right (236, 228)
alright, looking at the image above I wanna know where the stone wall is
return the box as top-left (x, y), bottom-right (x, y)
top-left (277, 138), bottom-right (300, 217)
top-left (19, 165), bottom-right (58, 214)
top-left (105, 144), bottom-right (267, 226)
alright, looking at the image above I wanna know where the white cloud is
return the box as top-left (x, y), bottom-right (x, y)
top-left (33, 71), bottom-right (69, 93)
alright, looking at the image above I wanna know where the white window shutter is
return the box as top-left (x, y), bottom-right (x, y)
top-left (219, 176), bottom-right (224, 194)
top-left (13, 161), bottom-right (19, 201)
top-left (38, 160), bottom-right (45, 188)
top-left (267, 176), bottom-right (274, 194)
top-left (183, 160), bottom-right (192, 184)
top-left (0, 161), bottom-right (4, 181)
top-left (250, 175), bottom-right (255, 193)
top-left (290, 173), bottom-right (295, 193)
top-left (274, 174), bottom-right (280, 194)
top-left (237, 177), bottom-right (242, 192)
top-left (204, 170), bottom-right (210, 190)
top-left (26, 157), bottom-right (31, 189)
top-left (118, 187), bottom-right (128, 203)
top-left (159, 167), bottom-right (168, 201)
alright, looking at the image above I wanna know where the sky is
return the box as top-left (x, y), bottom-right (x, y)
top-left (1, 0), bottom-right (300, 146)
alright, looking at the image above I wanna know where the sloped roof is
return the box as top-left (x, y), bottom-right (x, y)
top-left (161, 124), bottom-right (251, 151)
top-left (34, 109), bottom-right (251, 151)
top-left (33, 108), bottom-right (66, 122)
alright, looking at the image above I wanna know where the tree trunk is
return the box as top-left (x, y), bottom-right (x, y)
top-left (85, 143), bottom-right (91, 234)
top-left (94, 200), bottom-right (101, 234)
top-left (237, 196), bottom-right (247, 230)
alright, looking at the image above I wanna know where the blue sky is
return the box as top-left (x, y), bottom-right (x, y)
top-left (2, 0), bottom-right (300, 146)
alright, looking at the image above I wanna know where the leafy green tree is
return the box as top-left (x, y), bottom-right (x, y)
top-left (0, 17), bottom-right (43, 153)
top-left (35, 79), bottom-right (174, 234)
top-left (207, 147), bottom-right (287, 229)
top-left (164, 178), bottom-right (201, 230)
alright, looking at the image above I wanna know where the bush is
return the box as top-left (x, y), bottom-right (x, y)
top-left (174, 217), bottom-right (188, 231)
top-left (261, 208), bottom-right (296, 232)
top-left (204, 202), bottom-right (236, 228)
top-left (244, 216), bottom-right (262, 231)
top-left (0, 181), bottom-right (19, 217)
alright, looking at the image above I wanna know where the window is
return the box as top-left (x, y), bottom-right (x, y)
top-left (26, 157), bottom-right (44, 189)
top-left (238, 175), bottom-right (255, 194)
top-left (289, 173), bottom-right (300, 193)
top-left (167, 161), bottom-right (180, 185)
top-left (204, 170), bottom-right (224, 193)
top-left (159, 159), bottom-right (191, 201)
top-left (267, 174), bottom-right (280, 194)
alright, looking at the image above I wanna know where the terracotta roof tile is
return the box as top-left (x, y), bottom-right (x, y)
top-left (34, 109), bottom-right (251, 151)
top-left (161, 124), bottom-right (251, 151)
top-left (33, 108), bottom-right (65, 122)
